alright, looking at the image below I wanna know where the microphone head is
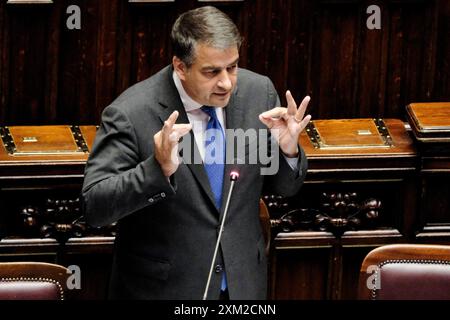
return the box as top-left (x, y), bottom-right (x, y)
top-left (230, 171), bottom-right (239, 181)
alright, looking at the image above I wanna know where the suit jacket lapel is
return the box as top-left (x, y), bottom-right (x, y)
top-left (158, 68), bottom-right (217, 211)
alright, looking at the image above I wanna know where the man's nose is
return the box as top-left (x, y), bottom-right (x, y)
top-left (217, 70), bottom-right (232, 91)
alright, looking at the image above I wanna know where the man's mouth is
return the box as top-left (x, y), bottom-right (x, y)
top-left (214, 92), bottom-right (229, 97)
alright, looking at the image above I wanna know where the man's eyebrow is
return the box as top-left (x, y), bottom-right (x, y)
top-left (201, 58), bottom-right (240, 71)
top-left (228, 58), bottom-right (240, 66)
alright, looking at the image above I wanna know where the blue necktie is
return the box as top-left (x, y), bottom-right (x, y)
top-left (201, 106), bottom-right (225, 209)
top-left (201, 106), bottom-right (227, 292)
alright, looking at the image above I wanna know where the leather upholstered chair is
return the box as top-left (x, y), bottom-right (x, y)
top-left (358, 244), bottom-right (450, 300)
top-left (0, 262), bottom-right (69, 300)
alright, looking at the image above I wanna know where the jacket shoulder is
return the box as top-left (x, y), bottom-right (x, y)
top-left (236, 68), bottom-right (278, 108)
top-left (103, 66), bottom-right (171, 116)
top-left (237, 68), bottom-right (270, 84)
top-left (237, 68), bottom-right (275, 92)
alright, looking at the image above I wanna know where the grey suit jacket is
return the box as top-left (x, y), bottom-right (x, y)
top-left (81, 65), bottom-right (307, 300)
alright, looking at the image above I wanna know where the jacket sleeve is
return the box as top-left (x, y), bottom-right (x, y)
top-left (81, 104), bottom-right (176, 227)
top-left (262, 77), bottom-right (308, 197)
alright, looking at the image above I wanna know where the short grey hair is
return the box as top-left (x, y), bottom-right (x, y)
top-left (171, 6), bottom-right (242, 67)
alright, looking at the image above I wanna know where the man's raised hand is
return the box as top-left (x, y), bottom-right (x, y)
top-left (154, 111), bottom-right (192, 177)
top-left (259, 91), bottom-right (311, 157)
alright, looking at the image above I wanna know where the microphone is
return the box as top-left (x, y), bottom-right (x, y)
top-left (202, 170), bottom-right (240, 300)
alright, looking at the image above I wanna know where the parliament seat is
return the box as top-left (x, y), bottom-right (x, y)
top-left (358, 244), bottom-right (450, 300)
top-left (0, 262), bottom-right (69, 300)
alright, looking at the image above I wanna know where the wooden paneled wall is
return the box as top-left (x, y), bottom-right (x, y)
top-left (0, 0), bottom-right (449, 124)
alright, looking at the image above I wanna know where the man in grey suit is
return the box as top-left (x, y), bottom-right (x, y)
top-left (82, 6), bottom-right (311, 300)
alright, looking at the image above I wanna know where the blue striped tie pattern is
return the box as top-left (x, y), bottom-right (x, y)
top-left (201, 106), bottom-right (226, 209)
top-left (201, 106), bottom-right (227, 292)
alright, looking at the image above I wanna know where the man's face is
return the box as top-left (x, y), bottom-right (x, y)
top-left (174, 43), bottom-right (239, 108)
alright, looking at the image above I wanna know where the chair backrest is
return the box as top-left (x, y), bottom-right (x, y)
top-left (0, 262), bottom-right (69, 300)
top-left (358, 244), bottom-right (450, 300)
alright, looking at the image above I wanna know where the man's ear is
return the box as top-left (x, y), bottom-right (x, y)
top-left (172, 56), bottom-right (187, 81)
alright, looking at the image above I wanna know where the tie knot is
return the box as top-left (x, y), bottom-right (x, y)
top-left (201, 106), bottom-right (217, 119)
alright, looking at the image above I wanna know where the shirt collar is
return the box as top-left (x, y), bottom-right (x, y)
top-left (172, 71), bottom-right (203, 112)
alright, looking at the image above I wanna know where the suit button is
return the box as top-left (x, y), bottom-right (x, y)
top-left (214, 264), bottom-right (223, 273)
top-left (161, 192), bottom-right (166, 198)
top-left (148, 198), bottom-right (154, 203)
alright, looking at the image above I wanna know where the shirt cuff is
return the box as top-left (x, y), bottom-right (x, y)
top-left (282, 153), bottom-right (299, 172)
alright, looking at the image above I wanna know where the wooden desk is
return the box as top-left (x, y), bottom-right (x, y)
top-left (1, 117), bottom-right (449, 300)
top-left (0, 125), bottom-right (113, 299)
top-left (268, 118), bottom-right (419, 299)
top-left (406, 102), bottom-right (450, 243)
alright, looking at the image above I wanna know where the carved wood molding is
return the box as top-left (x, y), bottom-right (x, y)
top-left (267, 192), bottom-right (382, 237)
top-left (262, 195), bottom-right (290, 218)
top-left (19, 198), bottom-right (116, 243)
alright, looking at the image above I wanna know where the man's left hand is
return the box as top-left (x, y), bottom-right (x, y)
top-left (259, 91), bottom-right (312, 157)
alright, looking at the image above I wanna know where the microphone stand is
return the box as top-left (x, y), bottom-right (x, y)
top-left (202, 171), bottom-right (239, 300)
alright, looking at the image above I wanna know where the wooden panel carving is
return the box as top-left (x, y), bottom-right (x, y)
top-left (268, 192), bottom-right (382, 237)
top-left (0, 0), bottom-right (448, 124)
top-left (19, 198), bottom-right (116, 243)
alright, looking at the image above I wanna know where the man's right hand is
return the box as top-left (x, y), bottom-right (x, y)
top-left (154, 111), bottom-right (192, 177)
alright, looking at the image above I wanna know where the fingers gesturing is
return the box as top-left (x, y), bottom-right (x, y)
top-left (154, 111), bottom-right (192, 177)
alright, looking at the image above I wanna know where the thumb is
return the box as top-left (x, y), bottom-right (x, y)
top-left (259, 114), bottom-right (274, 128)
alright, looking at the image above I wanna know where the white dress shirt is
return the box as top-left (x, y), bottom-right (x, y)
top-left (172, 72), bottom-right (298, 170)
